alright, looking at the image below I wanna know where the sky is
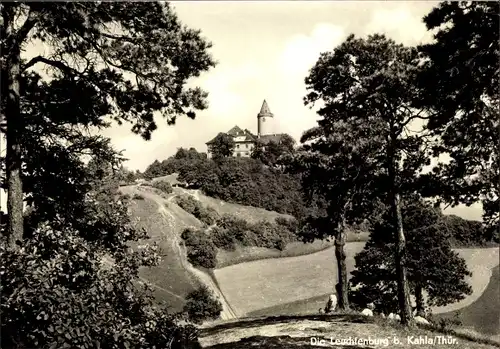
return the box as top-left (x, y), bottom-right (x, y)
top-left (0, 1), bottom-right (484, 220)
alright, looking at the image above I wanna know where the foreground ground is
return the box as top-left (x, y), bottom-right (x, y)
top-left (198, 314), bottom-right (500, 348)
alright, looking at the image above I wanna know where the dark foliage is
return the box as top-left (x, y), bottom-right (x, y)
top-left (179, 157), bottom-right (307, 218)
top-left (417, 2), bottom-right (499, 233)
top-left (181, 228), bottom-right (218, 269)
top-left (440, 214), bottom-right (498, 247)
top-left (144, 149), bottom-right (308, 218)
top-left (350, 199), bottom-right (472, 315)
top-left (209, 133), bottom-right (236, 160)
top-left (151, 180), bottom-right (173, 194)
top-left (251, 134), bottom-right (296, 167)
top-left (175, 195), bottom-right (220, 226)
top-left (183, 286), bottom-right (223, 325)
top-left (143, 148), bottom-right (207, 179)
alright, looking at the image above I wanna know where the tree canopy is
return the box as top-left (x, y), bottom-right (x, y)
top-left (350, 197), bottom-right (472, 316)
top-left (209, 133), bottom-right (235, 160)
top-left (417, 1), bottom-right (499, 235)
top-left (304, 33), bottom-right (432, 324)
top-left (1, 1), bottom-right (215, 244)
top-left (1, 2), bottom-right (215, 347)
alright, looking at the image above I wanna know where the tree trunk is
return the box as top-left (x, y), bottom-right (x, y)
top-left (415, 284), bottom-right (426, 317)
top-left (334, 215), bottom-right (350, 311)
top-left (387, 135), bottom-right (412, 326)
top-left (4, 33), bottom-right (24, 246)
top-left (392, 191), bottom-right (413, 325)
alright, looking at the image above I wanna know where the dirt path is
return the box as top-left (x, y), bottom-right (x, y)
top-left (123, 185), bottom-right (238, 320)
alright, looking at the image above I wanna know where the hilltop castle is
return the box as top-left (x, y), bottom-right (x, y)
top-left (206, 100), bottom-right (288, 158)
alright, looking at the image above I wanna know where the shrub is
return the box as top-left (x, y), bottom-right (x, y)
top-left (176, 195), bottom-right (198, 215)
top-left (133, 193), bottom-right (145, 200)
top-left (210, 226), bottom-right (237, 251)
top-left (152, 180), bottom-right (173, 194)
top-left (213, 214), bottom-right (297, 251)
top-left (176, 195), bottom-right (219, 226)
top-left (181, 229), bottom-right (217, 269)
top-left (183, 285), bottom-right (223, 324)
top-left (195, 205), bottom-right (220, 226)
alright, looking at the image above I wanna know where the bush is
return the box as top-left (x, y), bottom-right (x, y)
top-left (195, 205), bottom-right (219, 226)
top-left (176, 195), bottom-right (219, 226)
top-left (213, 214), bottom-right (298, 251)
top-left (176, 195), bottom-right (198, 215)
top-left (181, 229), bottom-right (217, 269)
top-left (183, 285), bottom-right (223, 324)
top-left (152, 180), bottom-right (173, 194)
top-left (133, 193), bottom-right (145, 200)
top-left (210, 226), bottom-right (237, 251)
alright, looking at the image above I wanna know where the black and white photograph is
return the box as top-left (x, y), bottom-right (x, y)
top-left (1, 1), bottom-right (498, 348)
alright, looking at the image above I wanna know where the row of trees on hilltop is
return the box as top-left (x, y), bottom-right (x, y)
top-left (1, 2), bottom-right (215, 347)
top-left (144, 146), bottom-right (308, 217)
top-left (282, 1), bottom-right (498, 326)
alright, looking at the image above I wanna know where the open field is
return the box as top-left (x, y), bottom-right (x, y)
top-left (215, 245), bottom-right (499, 318)
top-left (214, 242), bottom-right (366, 316)
top-left (216, 232), bottom-right (370, 268)
top-left (198, 314), bottom-right (500, 348)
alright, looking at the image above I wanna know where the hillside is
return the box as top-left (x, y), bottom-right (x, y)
top-left (118, 180), bottom-right (327, 318)
top-left (118, 177), bottom-right (498, 346)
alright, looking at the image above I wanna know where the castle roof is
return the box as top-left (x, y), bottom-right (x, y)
top-left (258, 99), bottom-right (273, 117)
top-left (206, 126), bottom-right (257, 145)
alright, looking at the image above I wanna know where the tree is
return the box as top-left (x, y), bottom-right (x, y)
top-left (283, 122), bottom-right (383, 311)
top-left (252, 134), bottom-right (296, 167)
top-left (1, 150), bottom-right (203, 348)
top-left (304, 34), bottom-right (431, 325)
top-left (183, 286), bottom-right (223, 325)
top-left (350, 197), bottom-right (472, 317)
top-left (1, 2), bottom-right (215, 245)
top-left (210, 133), bottom-right (235, 160)
top-left (417, 2), bottom-right (499, 236)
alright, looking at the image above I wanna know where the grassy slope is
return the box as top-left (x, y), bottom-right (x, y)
top-left (198, 314), bottom-right (500, 349)
top-left (122, 179), bottom-right (338, 314)
top-left (125, 190), bottom-right (201, 312)
top-left (435, 265), bottom-right (499, 337)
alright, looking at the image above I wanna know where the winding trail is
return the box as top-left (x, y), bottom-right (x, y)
top-left (121, 184), bottom-right (238, 321)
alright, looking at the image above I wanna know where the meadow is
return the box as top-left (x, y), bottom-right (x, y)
top-left (435, 265), bottom-right (499, 339)
top-left (215, 244), bottom-right (499, 318)
top-left (123, 186), bottom-right (203, 312)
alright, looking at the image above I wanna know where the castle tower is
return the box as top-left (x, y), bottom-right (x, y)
top-left (257, 99), bottom-right (274, 137)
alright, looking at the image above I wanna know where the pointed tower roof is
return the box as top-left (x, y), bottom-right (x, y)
top-left (258, 99), bottom-right (274, 118)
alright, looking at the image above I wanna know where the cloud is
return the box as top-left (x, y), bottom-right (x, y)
top-left (278, 23), bottom-right (346, 77)
top-left (363, 6), bottom-right (433, 45)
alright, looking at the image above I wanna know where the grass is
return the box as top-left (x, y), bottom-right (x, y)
top-left (435, 265), bottom-right (499, 338)
top-left (216, 232), bottom-right (369, 269)
top-left (127, 194), bottom-right (201, 312)
top-left (198, 314), bottom-right (499, 348)
top-left (214, 242), bottom-right (366, 316)
top-left (175, 187), bottom-right (292, 225)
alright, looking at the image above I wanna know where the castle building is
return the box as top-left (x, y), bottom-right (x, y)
top-left (206, 100), bottom-right (287, 158)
